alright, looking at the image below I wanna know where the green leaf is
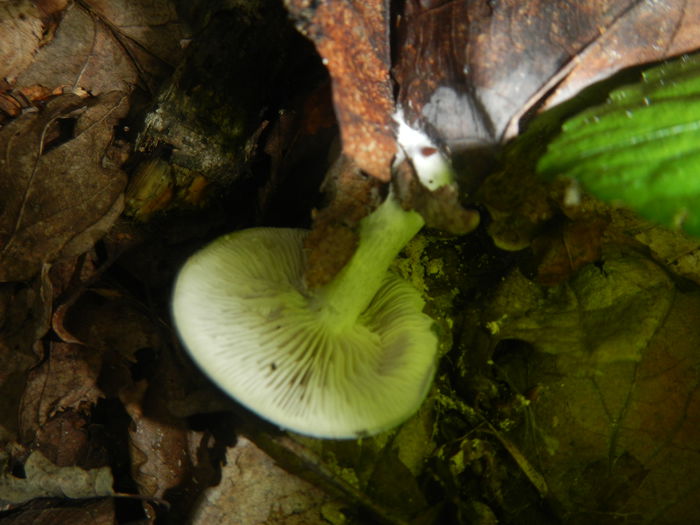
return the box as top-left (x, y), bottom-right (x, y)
top-left (538, 53), bottom-right (700, 235)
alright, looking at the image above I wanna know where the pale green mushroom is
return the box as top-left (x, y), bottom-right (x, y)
top-left (172, 115), bottom-right (454, 438)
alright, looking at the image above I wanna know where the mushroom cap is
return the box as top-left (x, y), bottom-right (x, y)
top-left (172, 227), bottom-right (438, 438)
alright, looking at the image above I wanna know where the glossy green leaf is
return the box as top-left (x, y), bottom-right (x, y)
top-left (538, 53), bottom-right (700, 235)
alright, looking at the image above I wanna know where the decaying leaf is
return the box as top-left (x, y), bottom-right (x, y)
top-left (0, 449), bottom-right (113, 506)
top-left (53, 289), bottom-right (161, 359)
top-left (0, 267), bottom-right (53, 442)
top-left (18, 343), bottom-right (103, 449)
top-left (244, 402), bottom-right (438, 524)
top-left (498, 291), bottom-right (700, 523)
top-left (0, 92), bottom-right (128, 282)
top-left (0, 497), bottom-right (115, 525)
top-left (16, 0), bottom-right (185, 94)
top-left (633, 223), bottom-right (700, 286)
top-left (0, 1), bottom-right (45, 84)
top-left (485, 251), bottom-right (675, 365)
top-left (119, 378), bottom-right (191, 500)
top-left (191, 436), bottom-right (335, 525)
top-left (394, 0), bottom-right (700, 152)
top-left (543, 0), bottom-right (700, 112)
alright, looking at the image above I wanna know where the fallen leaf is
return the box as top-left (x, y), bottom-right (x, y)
top-left (16, 0), bottom-right (185, 94)
top-left (0, 497), bottom-right (114, 525)
top-left (543, 1), bottom-right (700, 112)
top-left (79, 0), bottom-right (184, 74)
top-left (18, 342), bottom-right (103, 459)
top-left (54, 289), bottom-right (161, 359)
top-left (247, 408), bottom-right (438, 525)
top-left (502, 290), bottom-right (700, 523)
top-left (0, 449), bottom-right (113, 506)
top-left (0, 1), bottom-right (45, 83)
top-left (632, 223), bottom-right (700, 286)
top-left (191, 436), bottom-right (335, 525)
top-left (394, 1), bottom-right (700, 151)
top-left (485, 251), bottom-right (675, 365)
top-left (0, 267), bottom-right (53, 442)
top-left (530, 216), bottom-right (608, 286)
top-left (118, 345), bottom-right (197, 502)
top-left (303, 154), bottom-right (380, 288)
top-left (120, 381), bottom-right (188, 499)
top-left (0, 92), bottom-right (128, 282)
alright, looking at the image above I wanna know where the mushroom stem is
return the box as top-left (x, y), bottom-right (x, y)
top-left (311, 191), bottom-right (424, 329)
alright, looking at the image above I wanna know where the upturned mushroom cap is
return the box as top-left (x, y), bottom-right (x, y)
top-left (172, 227), bottom-right (438, 438)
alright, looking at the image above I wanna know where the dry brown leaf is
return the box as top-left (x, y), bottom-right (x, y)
top-left (18, 343), bottom-right (103, 457)
top-left (0, 1), bottom-right (45, 83)
top-left (543, 1), bottom-right (700, 111)
top-left (394, 1), bottom-right (700, 150)
top-left (16, 0), bottom-right (185, 94)
top-left (0, 92), bottom-right (128, 282)
top-left (285, 0), bottom-right (395, 181)
top-left (81, 0), bottom-right (184, 67)
top-left (0, 267), bottom-right (53, 442)
top-left (0, 497), bottom-right (114, 525)
top-left (247, 423), bottom-right (437, 524)
top-left (530, 216), bottom-right (608, 286)
top-left (53, 289), bottom-right (161, 360)
top-left (0, 449), bottom-right (113, 506)
top-left (119, 364), bottom-right (191, 500)
top-left (191, 436), bottom-right (335, 525)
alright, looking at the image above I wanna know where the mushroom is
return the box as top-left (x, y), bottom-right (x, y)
top-left (172, 116), bottom-right (454, 438)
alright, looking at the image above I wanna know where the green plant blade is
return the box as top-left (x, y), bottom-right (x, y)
top-left (538, 53), bottom-right (700, 236)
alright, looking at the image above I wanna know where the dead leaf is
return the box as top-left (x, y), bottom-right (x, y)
top-left (0, 267), bottom-right (53, 442)
top-left (530, 216), bottom-right (608, 286)
top-left (504, 291), bottom-right (700, 523)
top-left (54, 289), bottom-right (161, 359)
top-left (0, 449), bottom-right (113, 506)
top-left (18, 342), bottom-right (103, 457)
top-left (394, 158), bottom-right (481, 234)
top-left (543, 1), bottom-right (700, 112)
top-left (303, 154), bottom-right (380, 288)
top-left (118, 342), bottom-right (200, 503)
top-left (0, 92), bottom-right (128, 282)
top-left (0, 1), bottom-right (45, 83)
top-left (394, 1), bottom-right (700, 151)
top-left (120, 379), bottom-right (189, 499)
top-left (191, 436), bottom-right (335, 525)
top-left (247, 415), bottom-right (439, 525)
top-left (285, 0), bottom-right (395, 180)
top-left (0, 497), bottom-right (114, 525)
top-left (16, 0), bottom-right (185, 94)
top-left (79, 0), bottom-right (184, 72)
top-left (630, 220), bottom-right (700, 286)
top-left (485, 251), bottom-right (675, 365)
